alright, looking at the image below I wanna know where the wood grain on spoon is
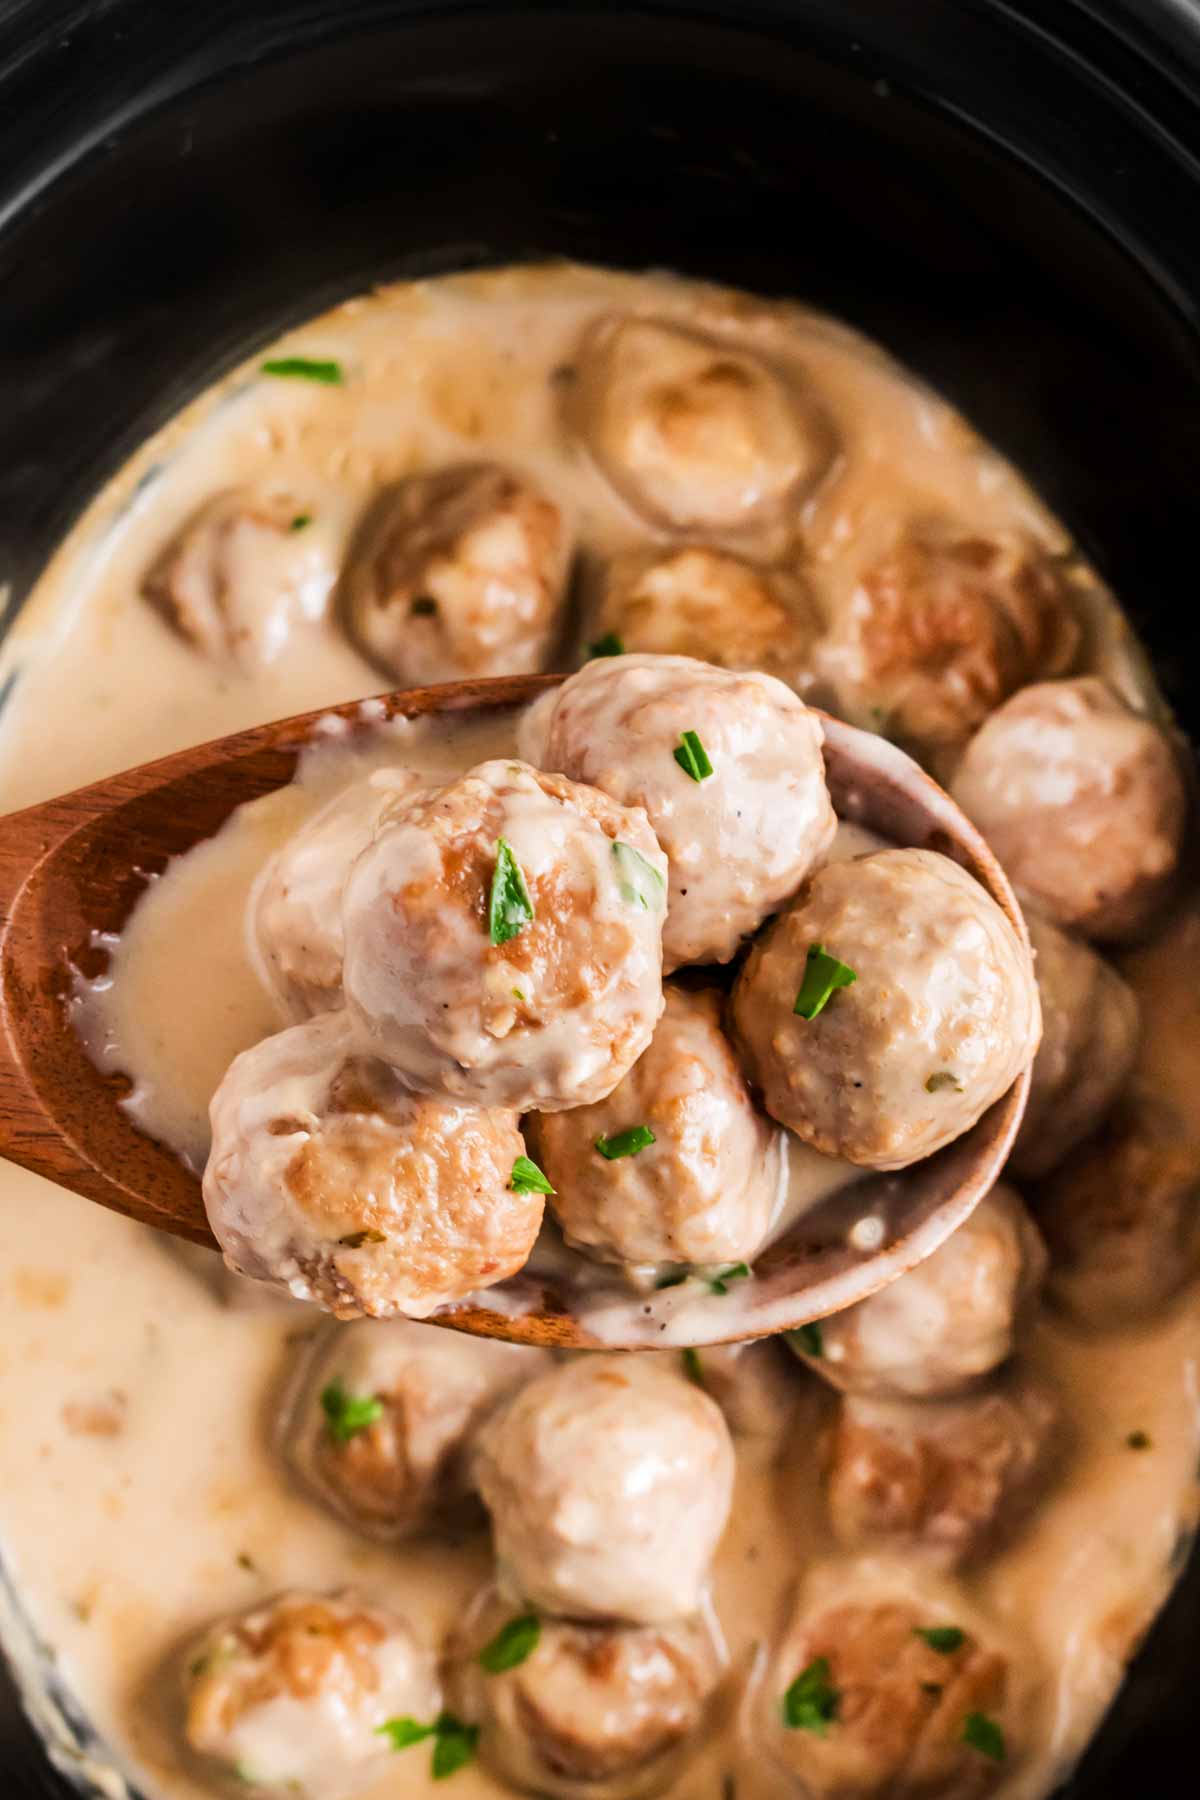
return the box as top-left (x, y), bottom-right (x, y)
top-left (0, 673), bottom-right (1032, 1348)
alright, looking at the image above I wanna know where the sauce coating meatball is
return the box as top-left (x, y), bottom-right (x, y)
top-left (1031, 1091), bottom-right (1200, 1324)
top-left (827, 519), bottom-right (1080, 761)
top-left (520, 653), bottom-right (835, 968)
top-left (250, 769), bottom-right (423, 1019)
top-left (823, 1370), bottom-right (1060, 1569)
top-left (592, 545), bottom-right (821, 688)
top-left (1011, 913), bottom-right (1140, 1179)
top-left (951, 677), bottom-right (1187, 942)
top-left (343, 462), bottom-right (568, 684)
top-left (529, 985), bottom-right (784, 1270)
top-left (203, 1011), bottom-right (539, 1318)
top-left (281, 1318), bottom-right (541, 1541)
top-left (792, 1185), bottom-right (1047, 1400)
top-left (764, 1571), bottom-right (1027, 1799)
top-left (569, 315), bottom-right (837, 551)
top-left (447, 1594), bottom-right (720, 1800)
top-left (143, 489), bottom-right (335, 667)
top-left (341, 757), bottom-right (667, 1110)
top-left (181, 1590), bottom-right (438, 1800)
top-left (473, 1354), bottom-right (734, 1624)
top-left (732, 849), bottom-right (1041, 1169)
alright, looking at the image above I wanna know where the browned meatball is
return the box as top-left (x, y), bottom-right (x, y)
top-left (830, 519), bottom-right (1080, 760)
top-left (764, 1575), bottom-right (1026, 1798)
top-left (344, 462), bottom-right (569, 684)
top-left (592, 545), bottom-right (821, 687)
top-left (1011, 913), bottom-right (1140, 1178)
top-left (143, 489), bottom-right (335, 667)
top-left (951, 678), bottom-right (1187, 942)
top-left (823, 1370), bottom-right (1060, 1569)
top-left (447, 1594), bottom-right (720, 1799)
top-left (1031, 1091), bottom-right (1200, 1323)
top-left (281, 1319), bottom-right (541, 1540)
top-left (203, 1011), bottom-right (540, 1319)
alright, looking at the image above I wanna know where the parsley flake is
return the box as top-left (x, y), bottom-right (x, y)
top-left (489, 837), bottom-right (535, 945)
top-left (794, 944), bottom-right (857, 1020)
top-left (289, 513), bottom-right (312, 532)
top-left (915, 1626), bottom-right (966, 1654)
top-left (612, 840), bottom-right (666, 912)
top-left (432, 1716), bottom-right (479, 1780)
top-left (595, 1125), bottom-right (656, 1160)
top-left (377, 1717), bottom-right (437, 1750)
top-left (781, 1657), bottom-right (839, 1735)
top-left (509, 1154), bottom-right (555, 1196)
top-left (962, 1713), bottom-right (1006, 1762)
top-left (261, 356), bottom-right (344, 384)
top-left (655, 1268), bottom-right (689, 1290)
top-left (709, 1262), bottom-right (750, 1296)
top-left (682, 1347), bottom-right (705, 1387)
top-left (320, 1379), bottom-right (383, 1444)
top-left (925, 1071), bottom-right (963, 1094)
top-left (587, 631), bottom-right (625, 658)
top-left (673, 729), bottom-right (714, 783)
top-left (790, 1321), bottom-right (824, 1358)
top-left (478, 1614), bottom-right (540, 1673)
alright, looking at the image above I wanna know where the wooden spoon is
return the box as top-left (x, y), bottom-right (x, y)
top-left (0, 673), bottom-right (1032, 1349)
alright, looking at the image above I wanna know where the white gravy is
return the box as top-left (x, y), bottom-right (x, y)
top-left (0, 263), bottom-right (1196, 1800)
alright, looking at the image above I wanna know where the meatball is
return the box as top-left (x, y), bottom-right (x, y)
top-left (829, 518), bottom-right (1080, 760)
top-left (341, 758), bottom-right (667, 1111)
top-left (282, 1318), bottom-right (542, 1541)
top-left (1031, 1091), bottom-right (1200, 1323)
top-left (250, 769), bottom-right (423, 1019)
top-left (529, 984), bottom-right (783, 1269)
top-left (791, 1185), bottom-right (1047, 1400)
top-left (951, 677), bottom-right (1187, 942)
top-left (1011, 914), bottom-right (1140, 1178)
top-left (447, 1594), bottom-right (720, 1800)
top-left (143, 489), bottom-right (334, 667)
top-left (473, 1354), bottom-right (734, 1624)
top-left (181, 1590), bottom-right (438, 1800)
top-left (520, 654), bottom-right (835, 968)
top-left (343, 462), bottom-right (569, 684)
top-left (731, 849), bottom-right (1041, 1169)
top-left (823, 1369), bottom-right (1059, 1568)
top-left (764, 1571), bottom-right (1027, 1799)
top-left (591, 545), bottom-right (821, 687)
top-left (569, 314), bottom-right (837, 551)
top-left (203, 1010), bottom-right (540, 1319)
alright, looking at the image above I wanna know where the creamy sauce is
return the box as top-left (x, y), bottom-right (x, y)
top-left (0, 263), bottom-right (1196, 1800)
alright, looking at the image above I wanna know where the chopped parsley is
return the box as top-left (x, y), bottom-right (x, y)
top-left (673, 729), bottom-right (714, 783)
top-left (914, 1626), bottom-right (966, 1654)
top-left (709, 1262), bottom-right (750, 1296)
top-left (682, 1347), bottom-right (705, 1387)
top-left (1127, 1430), bottom-right (1153, 1451)
top-left (478, 1613), bottom-right (541, 1673)
top-left (509, 1154), bottom-right (555, 1196)
top-left (587, 631), bottom-right (625, 658)
top-left (289, 513), bottom-right (312, 532)
top-left (411, 595), bottom-right (439, 617)
top-left (925, 1071), bottom-right (963, 1094)
top-left (790, 1321), bottom-right (824, 1358)
top-left (489, 837), bottom-right (535, 945)
top-left (595, 1125), bottom-right (656, 1160)
top-left (794, 944), bottom-right (857, 1020)
top-left (378, 1717), bottom-right (437, 1750)
top-left (320, 1379), bottom-right (383, 1444)
top-left (378, 1712), bottom-right (479, 1780)
top-left (781, 1656), bottom-right (839, 1735)
top-left (261, 356), bottom-right (344, 384)
top-left (962, 1712), bottom-right (1006, 1763)
top-left (655, 1268), bottom-right (689, 1290)
top-left (612, 840), bottom-right (666, 912)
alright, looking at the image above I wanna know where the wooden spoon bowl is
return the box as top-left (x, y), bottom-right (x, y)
top-left (0, 673), bottom-right (1032, 1348)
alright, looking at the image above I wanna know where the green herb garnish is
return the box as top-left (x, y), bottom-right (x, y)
top-left (781, 1657), bottom-right (839, 1735)
top-left (915, 1626), bottom-right (966, 1654)
top-left (682, 1347), bottom-right (705, 1387)
top-left (432, 1716), bottom-right (479, 1780)
top-left (790, 1321), bottom-right (824, 1358)
top-left (793, 944), bottom-right (857, 1020)
top-left (261, 356), bottom-right (343, 384)
top-left (709, 1262), bottom-right (750, 1296)
top-left (320, 1379), bottom-right (383, 1444)
top-left (925, 1071), bottom-right (963, 1094)
top-left (509, 1154), bottom-right (555, 1196)
top-left (478, 1614), bottom-right (540, 1674)
top-left (377, 1718), bottom-right (437, 1751)
top-left (962, 1713), bottom-right (1006, 1763)
top-left (587, 632), bottom-right (625, 658)
top-left (595, 1125), bottom-right (656, 1161)
top-left (673, 729), bottom-right (714, 783)
top-left (656, 1268), bottom-right (689, 1290)
top-left (612, 840), bottom-right (666, 912)
top-left (289, 513), bottom-right (312, 532)
top-left (489, 837), bottom-right (535, 945)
